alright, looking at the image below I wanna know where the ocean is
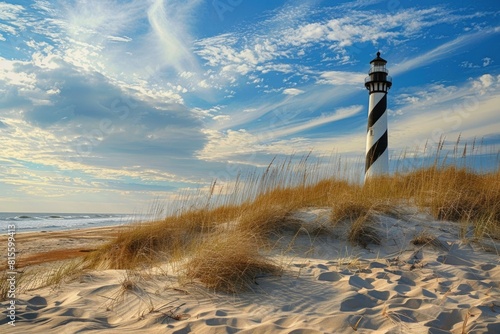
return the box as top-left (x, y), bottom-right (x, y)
top-left (0, 212), bottom-right (144, 233)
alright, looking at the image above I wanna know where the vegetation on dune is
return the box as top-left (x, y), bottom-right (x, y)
top-left (80, 142), bottom-right (499, 293)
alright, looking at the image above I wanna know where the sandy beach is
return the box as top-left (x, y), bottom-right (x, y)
top-left (2, 207), bottom-right (500, 333)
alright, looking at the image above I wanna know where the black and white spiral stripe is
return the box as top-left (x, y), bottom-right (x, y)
top-left (365, 91), bottom-right (389, 178)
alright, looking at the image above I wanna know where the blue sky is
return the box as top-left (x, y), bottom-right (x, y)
top-left (1, 0), bottom-right (499, 213)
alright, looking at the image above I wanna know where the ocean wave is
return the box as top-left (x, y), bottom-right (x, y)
top-left (0, 213), bottom-right (137, 233)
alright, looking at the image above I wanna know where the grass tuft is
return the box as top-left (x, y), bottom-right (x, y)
top-left (184, 231), bottom-right (280, 293)
top-left (411, 232), bottom-right (436, 246)
top-left (347, 213), bottom-right (381, 247)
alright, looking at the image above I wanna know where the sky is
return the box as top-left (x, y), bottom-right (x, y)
top-left (1, 0), bottom-right (499, 213)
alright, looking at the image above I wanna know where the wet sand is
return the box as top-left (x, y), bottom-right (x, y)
top-left (0, 226), bottom-right (126, 269)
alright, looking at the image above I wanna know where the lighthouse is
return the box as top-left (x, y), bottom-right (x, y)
top-left (364, 52), bottom-right (392, 180)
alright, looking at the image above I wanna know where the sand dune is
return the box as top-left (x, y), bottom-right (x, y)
top-left (2, 208), bottom-right (500, 333)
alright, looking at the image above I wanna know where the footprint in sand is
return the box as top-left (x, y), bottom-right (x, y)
top-left (26, 296), bottom-right (48, 310)
top-left (480, 263), bottom-right (496, 271)
top-left (366, 289), bottom-right (390, 301)
top-left (348, 275), bottom-right (374, 289)
top-left (317, 271), bottom-right (342, 282)
top-left (437, 254), bottom-right (474, 266)
top-left (425, 309), bottom-right (464, 331)
top-left (340, 294), bottom-right (378, 311)
top-left (455, 283), bottom-right (474, 295)
top-left (369, 261), bottom-right (387, 269)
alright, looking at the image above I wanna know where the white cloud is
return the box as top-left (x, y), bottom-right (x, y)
top-left (0, 23), bottom-right (15, 36)
top-left (393, 84), bottom-right (459, 110)
top-left (107, 35), bottom-right (132, 43)
top-left (283, 88), bottom-right (305, 96)
top-left (213, 115), bottom-right (230, 122)
top-left (0, 3), bottom-right (24, 19)
top-left (285, 22), bottom-right (328, 46)
top-left (317, 71), bottom-right (366, 86)
top-left (460, 61), bottom-right (479, 69)
top-left (483, 57), bottom-right (492, 67)
top-left (257, 63), bottom-right (294, 74)
top-left (0, 3), bottom-right (26, 34)
top-left (472, 74), bottom-right (497, 95)
top-left (0, 57), bottom-right (37, 88)
top-left (198, 128), bottom-right (258, 161)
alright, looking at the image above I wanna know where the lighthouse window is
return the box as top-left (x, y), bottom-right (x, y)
top-left (369, 127), bottom-right (373, 136)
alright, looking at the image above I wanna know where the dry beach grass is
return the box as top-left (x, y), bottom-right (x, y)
top-left (84, 163), bottom-right (500, 274)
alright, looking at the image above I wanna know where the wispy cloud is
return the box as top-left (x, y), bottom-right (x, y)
top-left (392, 27), bottom-right (500, 75)
top-left (208, 81), bottom-right (361, 132)
top-left (145, 0), bottom-right (202, 74)
top-left (268, 105), bottom-right (363, 138)
top-left (15, 0), bottom-right (206, 100)
top-left (283, 88), bottom-right (305, 96)
top-left (317, 71), bottom-right (366, 86)
top-left (389, 74), bottom-right (500, 149)
top-left (198, 104), bottom-right (362, 162)
top-left (0, 2), bottom-right (27, 41)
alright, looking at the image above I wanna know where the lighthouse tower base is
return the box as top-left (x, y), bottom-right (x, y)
top-left (364, 149), bottom-right (389, 180)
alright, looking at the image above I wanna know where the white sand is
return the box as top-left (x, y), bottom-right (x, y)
top-left (2, 208), bottom-right (500, 333)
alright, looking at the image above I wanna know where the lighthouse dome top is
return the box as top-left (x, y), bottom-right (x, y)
top-left (365, 51), bottom-right (392, 91)
top-left (370, 51), bottom-right (387, 65)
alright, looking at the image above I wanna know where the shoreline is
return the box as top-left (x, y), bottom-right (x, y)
top-left (0, 212), bottom-right (144, 235)
top-left (0, 225), bottom-right (129, 270)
